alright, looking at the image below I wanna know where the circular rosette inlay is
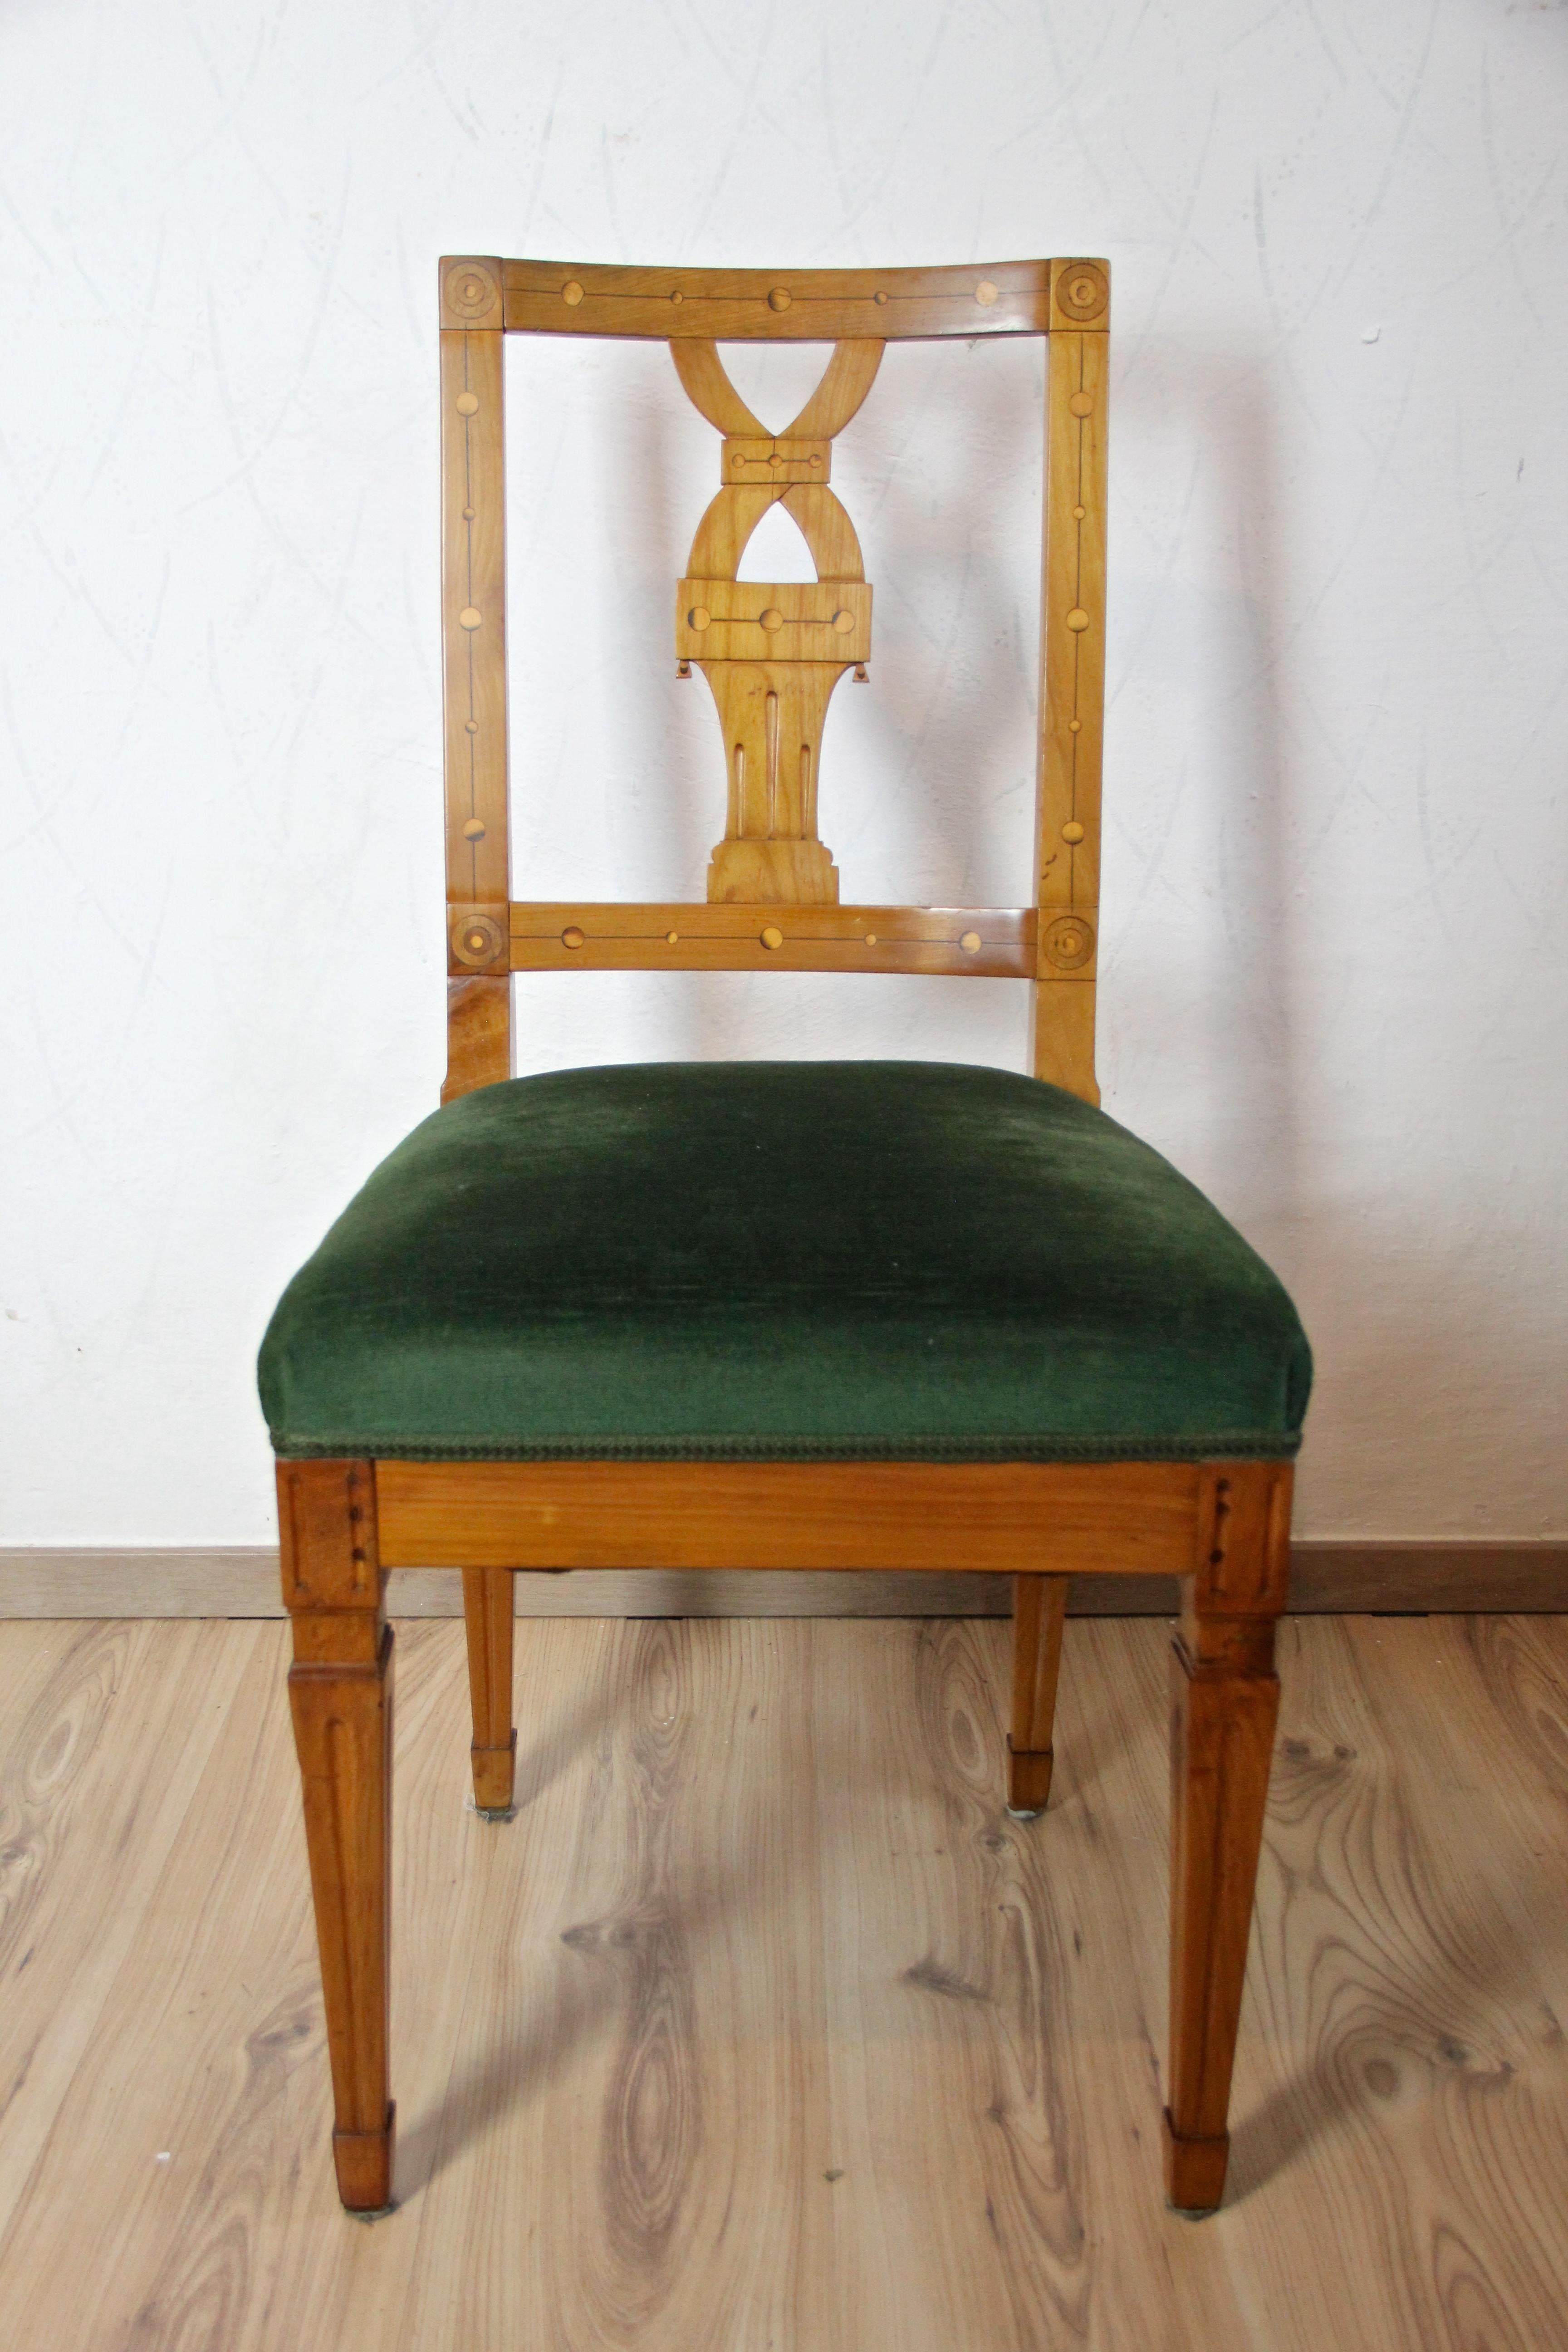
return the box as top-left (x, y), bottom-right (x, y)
top-left (1057, 263), bottom-right (1108, 322)
top-left (1042, 914), bottom-right (1096, 971)
top-left (444, 262), bottom-right (499, 322)
top-left (451, 911), bottom-right (504, 969)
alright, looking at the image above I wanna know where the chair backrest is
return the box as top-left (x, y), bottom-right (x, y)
top-left (437, 256), bottom-right (1109, 1108)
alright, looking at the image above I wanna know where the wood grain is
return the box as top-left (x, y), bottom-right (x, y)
top-left (682, 484), bottom-right (865, 588)
top-left (288, 1628), bottom-right (395, 2210)
top-left (441, 314), bottom-right (510, 1094)
top-left (461, 1565), bottom-right (515, 1813)
top-left (814, 1617), bottom-right (1093, 2342)
top-left (1155, 1466), bottom-right (1291, 2207)
top-left (1008, 1570), bottom-right (1068, 1810)
top-left (441, 974), bottom-right (510, 1102)
top-left (672, 336), bottom-right (879, 908)
top-left (508, 899), bottom-right (1034, 977)
top-left (375, 1458), bottom-right (1207, 1575)
top-left (439, 255), bottom-right (504, 333)
top-left (669, 338), bottom-right (769, 436)
top-left (3, 1613), bottom-right (1568, 2347)
top-left (675, 578), bottom-right (872, 664)
top-left (438, 257), bottom-right (1114, 1039)
top-left (1166, 1613), bottom-right (1281, 2208)
top-left (279, 1460), bottom-right (394, 2208)
top-left (684, 482), bottom-right (781, 579)
top-left (1029, 314), bottom-right (1108, 1105)
top-left (441, 330), bottom-right (508, 910)
top-left (0, 1622), bottom-right (255, 2243)
top-left (778, 481), bottom-right (866, 582)
top-left (783, 339), bottom-right (885, 440)
top-left (0, 1615), bottom-right (493, 2347)
top-left (670, 337), bottom-right (883, 441)
top-left (1225, 1613), bottom-right (1568, 2347)
top-left (500, 258), bottom-right (1057, 341)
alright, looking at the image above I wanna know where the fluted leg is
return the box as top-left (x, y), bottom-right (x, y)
top-left (1163, 1463), bottom-right (1291, 2213)
top-left (278, 1459), bottom-right (395, 2214)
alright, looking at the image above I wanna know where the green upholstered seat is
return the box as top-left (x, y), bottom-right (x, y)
top-left (258, 1060), bottom-right (1310, 1463)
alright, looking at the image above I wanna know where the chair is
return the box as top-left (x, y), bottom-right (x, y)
top-left (259, 255), bottom-right (1311, 2220)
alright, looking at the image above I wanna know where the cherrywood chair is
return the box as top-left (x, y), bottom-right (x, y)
top-left (259, 255), bottom-right (1311, 2220)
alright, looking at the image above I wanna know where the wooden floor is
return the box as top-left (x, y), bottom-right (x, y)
top-left (2, 1616), bottom-right (1567, 2350)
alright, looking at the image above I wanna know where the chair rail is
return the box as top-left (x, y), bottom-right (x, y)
top-left (495, 900), bottom-right (1043, 980)
top-left (376, 1459), bottom-right (1215, 1575)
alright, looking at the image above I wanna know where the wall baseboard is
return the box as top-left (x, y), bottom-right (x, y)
top-left (1, 1542), bottom-right (1565, 1620)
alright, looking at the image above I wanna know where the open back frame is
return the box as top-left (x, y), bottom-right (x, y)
top-left (437, 254), bottom-right (1110, 1106)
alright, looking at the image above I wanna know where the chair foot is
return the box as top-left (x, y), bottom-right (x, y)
top-left (1006, 1734), bottom-right (1054, 1813)
top-left (1161, 2107), bottom-right (1228, 2214)
top-left (470, 1729), bottom-right (517, 1814)
top-left (333, 2102), bottom-right (396, 2213)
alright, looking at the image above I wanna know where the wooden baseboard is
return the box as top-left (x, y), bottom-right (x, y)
top-left (0, 1542), bottom-right (1565, 1619)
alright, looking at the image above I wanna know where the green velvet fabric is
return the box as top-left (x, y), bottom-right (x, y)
top-left (258, 1061), bottom-right (1311, 1461)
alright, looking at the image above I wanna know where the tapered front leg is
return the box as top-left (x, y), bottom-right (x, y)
top-left (278, 1459), bottom-right (395, 2214)
top-left (462, 1565), bottom-right (516, 1814)
top-left (1008, 1571), bottom-right (1068, 1812)
top-left (1164, 1463), bottom-right (1291, 2213)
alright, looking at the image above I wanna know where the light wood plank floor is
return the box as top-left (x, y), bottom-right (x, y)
top-left (2, 1613), bottom-right (1567, 2351)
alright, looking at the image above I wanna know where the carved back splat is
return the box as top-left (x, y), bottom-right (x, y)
top-left (672, 339), bottom-right (884, 903)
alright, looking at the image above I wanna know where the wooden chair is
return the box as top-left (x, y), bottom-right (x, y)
top-left (259, 256), bottom-right (1311, 2221)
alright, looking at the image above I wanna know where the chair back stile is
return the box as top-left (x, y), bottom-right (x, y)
top-left (436, 255), bottom-right (1110, 1107)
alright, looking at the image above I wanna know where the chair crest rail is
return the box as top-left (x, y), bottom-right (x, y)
top-left (454, 258), bottom-right (1098, 342)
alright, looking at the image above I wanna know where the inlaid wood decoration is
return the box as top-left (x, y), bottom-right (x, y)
top-left (439, 256), bottom-right (1111, 1102)
top-left (671, 335), bottom-right (881, 903)
top-left (271, 253), bottom-right (1308, 2232)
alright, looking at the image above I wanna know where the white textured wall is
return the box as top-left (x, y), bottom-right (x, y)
top-left (2, 1), bottom-right (1564, 1544)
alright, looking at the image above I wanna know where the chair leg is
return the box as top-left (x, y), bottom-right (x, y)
top-left (1008, 1571), bottom-right (1068, 1813)
top-left (278, 1459), bottom-right (396, 2215)
top-left (462, 1565), bottom-right (516, 1815)
top-left (1164, 1465), bottom-right (1289, 2213)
